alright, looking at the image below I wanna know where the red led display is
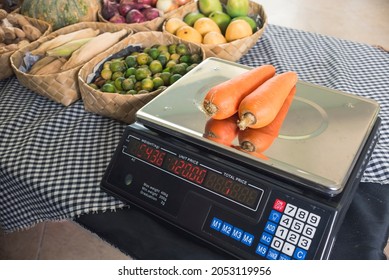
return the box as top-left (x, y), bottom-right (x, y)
top-left (128, 138), bottom-right (166, 167)
top-left (127, 137), bottom-right (261, 209)
top-left (163, 154), bottom-right (207, 185)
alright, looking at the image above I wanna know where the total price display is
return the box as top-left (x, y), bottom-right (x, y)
top-left (127, 137), bottom-right (263, 209)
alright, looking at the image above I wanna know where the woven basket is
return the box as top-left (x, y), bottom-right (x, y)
top-left (163, 0), bottom-right (267, 61)
top-left (78, 31), bottom-right (206, 124)
top-left (97, 1), bottom-right (195, 32)
top-left (0, 16), bottom-right (51, 81)
top-left (10, 22), bottom-right (132, 106)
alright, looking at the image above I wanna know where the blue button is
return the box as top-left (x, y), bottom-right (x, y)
top-left (241, 232), bottom-right (254, 246)
top-left (293, 247), bottom-right (307, 260)
top-left (230, 227), bottom-right (243, 241)
top-left (266, 248), bottom-right (279, 260)
top-left (255, 243), bottom-right (268, 257)
top-left (264, 221), bottom-right (277, 234)
top-left (220, 222), bottom-right (233, 236)
top-left (260, 232), bottom-right (273, 245)
top-left (279, 254), bottom-right (291, 260)
top-left (269, 210), bottom-right (282, 223)
top-left (210, 217), bottom-right (223, 231)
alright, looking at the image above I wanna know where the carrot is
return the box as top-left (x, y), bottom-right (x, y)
top-left (203, 114), bottom-right (239, 146)
top-left (237, 71), bottom-right (298, 130)
top-left (233, 146), bottom-right (269, 160)
top-left (238, 86), bottom-right (296, 153)
top-left (202, 64), bottom-right (276, 120)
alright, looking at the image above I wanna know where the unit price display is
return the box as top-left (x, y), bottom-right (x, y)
top-left (127, 137), bottom-right (262, 209)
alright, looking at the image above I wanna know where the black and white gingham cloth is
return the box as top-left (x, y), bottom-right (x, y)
top-left (1, 24), bottom-right (388, 232)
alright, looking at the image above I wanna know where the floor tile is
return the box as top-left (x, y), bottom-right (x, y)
top-left (0, 223), bottom-right (44, 260)
top-left (38, 220), bottom-right (132, 260)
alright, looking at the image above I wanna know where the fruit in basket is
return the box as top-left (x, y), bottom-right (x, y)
top-left (198, 0), bottom-right (223, 16)
top-left (208, 11), bottom-right (231, 34)
top-left (156, 0), bottom-right (179, 13)
top-left (193, 17), bottom-right (221, 36)
top-left (231, 16), bottom-right (257, 32)
top-left (20, 0), bottom-right (100, 31)
top-left (176, 25), bottom-right (202, 44)
top-left (225, 19), bottom-right (252, 42)
top-left (183, 12), bottom-right (206, 26)
top-left (165, 18), bottom-right (187, 34)
top-left (226, 0), bottom-right (249, 18)
top-left (90, 43), bottom-right (203, 95)
top-left (126, 9), bottom-right (146, 23)
top-left (202, 31), bottom-right (227, 44)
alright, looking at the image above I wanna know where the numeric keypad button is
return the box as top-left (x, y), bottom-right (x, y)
top-left (279, 214), bottom-right (293, 228)
top-left (275, 225), bottom-right (288, 239)
top-left (282, 242), bottom-right (295, 257)
top-left (284, 204), bottom-right (297, 217)
top-left (307, 213), bottom-right (321, 227)
top-left (298, 236), bottom-right (312, 250)
top-left (291, 219), bottom-right (304, 233)
top-left (302, 224), bottom-right (316, 238)
top-left (286, 230), bottom-right (300, 245)
top-left (296, 208), bottom-right (309, 222)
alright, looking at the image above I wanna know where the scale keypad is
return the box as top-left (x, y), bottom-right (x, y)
top-left (207, 196), bottom-right (325, 260)
top-left (256, 199), bottom-right (321, 260)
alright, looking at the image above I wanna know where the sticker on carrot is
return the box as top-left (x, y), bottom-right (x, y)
top-left (237, 71), bottom-right (298, 130)
top-left (203, 114), bottom-right (239, 147)
top-left (238, 86), bottom-right (297, 153)
top-left (202, 64), bottom-right (276, 120)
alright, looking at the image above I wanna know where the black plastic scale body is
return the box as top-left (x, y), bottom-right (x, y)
top-left (101, 118), bottom-right (380, 260)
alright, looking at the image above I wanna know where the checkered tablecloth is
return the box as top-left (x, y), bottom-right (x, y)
top-left (1, 24), bottom-right (388, 232)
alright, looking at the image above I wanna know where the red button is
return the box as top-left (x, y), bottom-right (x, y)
top-left (273, 199), bottom-right (286, 212)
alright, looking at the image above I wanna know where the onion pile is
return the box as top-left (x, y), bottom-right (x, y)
top-left (101, 0), bottom-right (191, 24)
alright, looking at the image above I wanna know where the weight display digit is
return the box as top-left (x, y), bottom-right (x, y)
top-left (127, 137), bottom-right (262, 209)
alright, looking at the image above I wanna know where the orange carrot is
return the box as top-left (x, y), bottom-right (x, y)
top-left (233, 145), bottom-right (269, 160)
top-left (238, 86), bottom-right (296, 153)
top-left (203, 64), bottom-right (276, 120)
top-left (237, 71), bottom-right (298, 130)
top-left (203, 115), bottom-right (239, 146)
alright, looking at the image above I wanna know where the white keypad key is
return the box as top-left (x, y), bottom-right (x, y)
top-left (295, 208), bottom-right (309, 222)
top-left (279, 214), bottom-right (293, 228)
top-left (286, 230), bottom-right (300, 245)
top-left (271, 237), bottom-right (284, 251)
top-left (298, 236), bottom-right (312, 250)
top-left (284, 203), bottom-right (297, 217)
top-left (303, 224), bottom-right (316, 238)
top-left (275, 225), bottom-right (288, 239)
top-left (307, 212), bottom-right (321, 227)
top-left (282, 242), bottom-right (295, 257)
top-left (291, 219), bottom-right (304, 233)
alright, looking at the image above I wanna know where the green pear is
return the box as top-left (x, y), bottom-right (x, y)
top-left (209, 11), bottom-right (231, 34)
top-left (226, 0), bottom-right (249, 18)
top-left (183, 12), bottom-right (206, 26)
top-left (198, 0), bottom-right (223, 16)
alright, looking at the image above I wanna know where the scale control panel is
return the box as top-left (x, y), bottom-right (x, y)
top-left (101, 124), bottom-right (338, 260)
top-left (204, 191), bottom-right (330, 260)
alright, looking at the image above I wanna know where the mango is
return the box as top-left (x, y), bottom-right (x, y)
top-left (226, 0), bottom-right (249, 18)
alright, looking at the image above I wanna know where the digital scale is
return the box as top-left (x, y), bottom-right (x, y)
top-left (101, 58), bottom-right (381, 260)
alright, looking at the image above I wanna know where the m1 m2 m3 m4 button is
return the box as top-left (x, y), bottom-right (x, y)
top-left (241, 232), bottom-right (255, 246)
top-left (210, 217), bottom-right (223, 231)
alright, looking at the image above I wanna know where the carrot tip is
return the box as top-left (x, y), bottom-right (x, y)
top-left (203, 100), bottom-right (218, 117)
top-left (240, 141), bottom-right (256, 152)
top-left (237, 113), bottom-right (256, 130)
